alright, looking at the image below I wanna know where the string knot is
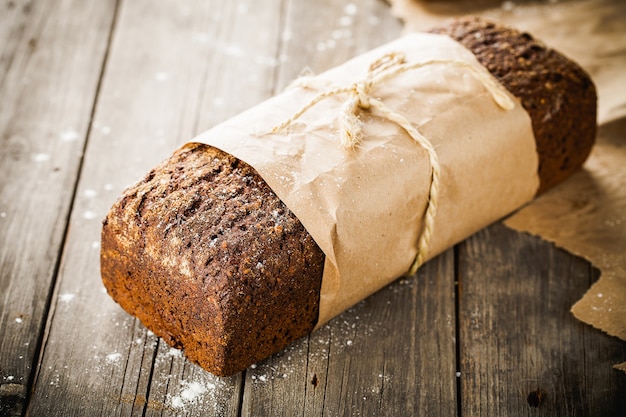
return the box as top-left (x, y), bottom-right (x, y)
top-left (340, 80), bottom-right (373, 148)
top-left (353, 80), bottom-right (373, 109)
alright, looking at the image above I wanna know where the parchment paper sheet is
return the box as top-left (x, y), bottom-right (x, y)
top-left (389, 0), bottom-right (626, 370)
top-left (193, 33), bottom-right (539, 328)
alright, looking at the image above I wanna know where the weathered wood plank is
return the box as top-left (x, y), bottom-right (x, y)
top-left (26, 0), bottom-right (289, 415)
top-left (13, 0), bottom-right (623, 415)
top-left (323, 255), bottom-right (458, 417)
top-left (0, 1), bottom-right (117, 415)
top-left (268, 0), bottom-right (404, 91)
top-left (242, 254), bottom-right (458, 417)
top-left (458, 222), bottom-right (626, 416)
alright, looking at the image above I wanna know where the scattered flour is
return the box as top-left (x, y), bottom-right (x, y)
top-left (344, 3), bottom-right (358, 15)
top-left (106, 352), bottom-right (122, 364)
top-left (501, 1), bottom-right (515, 11)
top-left (339, 15), bottom-right (353, 26)
top-left (154, 72), bottom-right (170, 82)
top-left (60, 129), bottom-right (80, 142)
top-left (168, 380), bottom-right (211, 410)
top-left (251, 374), bottom-right (268, 383)
top-left (32, 153), bottom-right (50, 162)
top-left (166, 347), bottom-right (183, 358)
top-left (59, 293), bottom-right (75, 303)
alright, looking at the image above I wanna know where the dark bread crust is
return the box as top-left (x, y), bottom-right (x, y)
top-left (429, 17), bottom-right (597, 194)
top-left (101, 144), bottom-right (324, 375)
top-left (101, 18), bottom-right (597, 376)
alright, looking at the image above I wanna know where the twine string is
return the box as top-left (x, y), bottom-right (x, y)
top-left (272, 52), bottom-right (515, 275)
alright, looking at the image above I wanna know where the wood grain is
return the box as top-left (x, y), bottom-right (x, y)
top-left (242, 253), bottom-right (458, 416)
top-left (0, 0), bottom-right (623, 415)
top-left (25, 0), bottom-right (286, 415)
top-left (0, 1), bottom-right (117, 415)
top-left (458, 222), bottom-right (626, 416)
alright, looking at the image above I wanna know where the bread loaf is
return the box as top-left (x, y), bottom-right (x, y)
top-left (101, 17), bottom-right (596, 376)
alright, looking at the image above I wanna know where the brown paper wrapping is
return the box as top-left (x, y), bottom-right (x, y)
top-left (193, 33), bottom-right (539, 327)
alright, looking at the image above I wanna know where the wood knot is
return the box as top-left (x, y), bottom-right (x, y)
top-left (311, 374), bottom-right (318, 388)
top-left (527, 388), bottom-right (546, 408)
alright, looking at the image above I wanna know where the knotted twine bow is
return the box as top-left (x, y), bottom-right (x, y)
top-left (272, 52), bottom-right (515, 275)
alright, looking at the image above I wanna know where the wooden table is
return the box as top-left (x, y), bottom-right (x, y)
top-left (1, 0), bottom-right (624, 415)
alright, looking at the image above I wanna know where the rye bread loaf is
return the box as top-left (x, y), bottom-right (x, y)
top-left (101, 17), bottom-right (597, 376)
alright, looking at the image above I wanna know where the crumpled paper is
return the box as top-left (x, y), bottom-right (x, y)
top-left (389, 0), bottom-right (626, 370)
